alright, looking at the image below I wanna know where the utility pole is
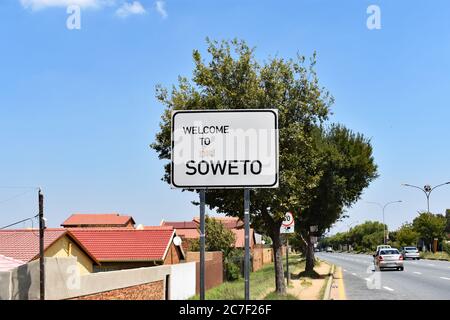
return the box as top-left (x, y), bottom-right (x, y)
top-left (38, 189), bottom-right (45, 300)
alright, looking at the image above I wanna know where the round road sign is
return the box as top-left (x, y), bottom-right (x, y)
top-left (282, 212), bottom-right (294, 227)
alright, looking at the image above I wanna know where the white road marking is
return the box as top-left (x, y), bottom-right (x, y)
top-left (440, 277), bottom-right (450, 281)
top-left (427, 264), bottom-right (435, 266)
top-left (352, 273), bottom-right (357, 276)
top-left (343, 269), bottom-right (347, 272)
top-left (413, 272), bottom-right (422, 275)
top-left (383, 286), bottom-right (394, 291)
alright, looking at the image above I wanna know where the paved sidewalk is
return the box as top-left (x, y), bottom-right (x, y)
top-left (287, 260), bottom-right (332, 300)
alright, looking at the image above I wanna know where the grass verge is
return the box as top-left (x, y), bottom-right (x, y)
top-left (189, 254), bottom-right (304, 300)
top-left (264, 292), bottom-right (298, 300)
top-left (420, 251), bottom-right (450, 261)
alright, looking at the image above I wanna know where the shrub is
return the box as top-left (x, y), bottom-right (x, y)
top-left (224, 249), bottom-right (244, 281)
top-left (444, 241), bottom-right (450, 256)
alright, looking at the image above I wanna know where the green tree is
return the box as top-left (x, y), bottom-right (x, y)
top-left (348, 221), bottom-right (385, 251)
top-left (151, 39), bottom-right (333, 294)
top-left (188, 215), bottom-right (236, 257)
top-left (412, 212), bottom-right (446, 248)
top-left (396, 223), bottom-right (419, 247)
top-left (297, 125), bottom-right (378, 271)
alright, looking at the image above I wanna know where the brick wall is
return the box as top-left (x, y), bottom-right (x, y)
top-left (262, 248), bottom-right (273, 264)
top-left (72, 280), bottom-right (164, 300)
top-left (164, 243), bottom-right (182, 265)
top-left (186, 251), bottom-right (223, 294)
top-left (252, 248), bottom-right (274, 271)
top-left (252, 248), bottom-right (263, 272)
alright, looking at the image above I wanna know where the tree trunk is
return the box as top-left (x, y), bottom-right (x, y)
top-left (305, 234), bottom-right (315, 273)
top-left (272, 227), bottom-right (286, 295)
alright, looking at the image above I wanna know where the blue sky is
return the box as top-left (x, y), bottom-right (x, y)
top-left (0, 0), bottom-right (449, 235)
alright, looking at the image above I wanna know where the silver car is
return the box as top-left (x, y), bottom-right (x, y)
top-left (374, 248), bottom-right (404, 271)
top-left (401, 246), bottom-right (420, 260)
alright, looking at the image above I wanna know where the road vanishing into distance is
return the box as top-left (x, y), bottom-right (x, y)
top-left (316, 252), bottom-right (450, 299)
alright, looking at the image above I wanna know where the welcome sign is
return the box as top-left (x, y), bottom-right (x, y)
top-left (171, 109), bottom-right (279, 189)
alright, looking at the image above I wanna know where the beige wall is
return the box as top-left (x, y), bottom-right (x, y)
top-left (43, 236), bottom-right (94, 274)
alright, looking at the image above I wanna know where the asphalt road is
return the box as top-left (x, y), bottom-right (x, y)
top-left (316, 252), bottom-right (450, 300)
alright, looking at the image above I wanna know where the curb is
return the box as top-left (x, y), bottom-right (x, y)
top-left (323, 264), bottom-right (335, 300)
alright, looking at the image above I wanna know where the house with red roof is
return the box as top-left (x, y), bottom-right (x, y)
top-left (0, 228), bottom-right (99, 274)
top-left (161, 216), bottom-right (257, 250)
top-left (61, 213), bottom-right (135, 228)
top-left (1, 225), bottom-right (186, 274)
top-left (67, 226), bottom-right (185, 272)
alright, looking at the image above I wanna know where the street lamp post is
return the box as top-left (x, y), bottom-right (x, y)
top-left (367, 201), bottom-right (402, 245)
top-left (402, 182), bottom-right (450, 213)
top-left (345, 221), bottom-right (358, 251)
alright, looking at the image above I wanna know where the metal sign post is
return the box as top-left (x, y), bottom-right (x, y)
top-left (199, 189), bottom-right (206, 300)
top-left (286, 236), bottom-right (290, 286)
top-left (280, 212), bottom-right (294, 286)
top-left (244, 188), bottom-right (250, 300)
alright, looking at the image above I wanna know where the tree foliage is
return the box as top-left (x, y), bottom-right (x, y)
top-left (188, 215), bottom-right (236, 257)
top-left (151, 38), bottom-right (377, 292)
top-left (297, 125), bottom-right (378, 270)
top-left (396, 223), bottom-right (420, 247)
top-left (412, 212), bottom-right (446, 247)
top-left (320, 221), bottom-right (385, 252)
top-left (445, 209), bottom-right (450, 234)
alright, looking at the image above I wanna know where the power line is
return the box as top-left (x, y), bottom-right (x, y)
top-left (0, 189), bottom-right (36, 206)
top-left (0, 214), bottom-right (39, 230)
top-left (0, 186), bottom-right (39, 190)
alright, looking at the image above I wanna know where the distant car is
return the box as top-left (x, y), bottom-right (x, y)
top-left (314, 248), bottom-right (320, 252)
top-left (326, 247), bottom-right (333, 253)
top-left (400, 246), bottom-right (420, 260)
top-left (376, 245), bottom-right (391, 252)
top-left (374, 248), bottom-right (404, 271)
top-left (374, 245), bottom-right (391, 259)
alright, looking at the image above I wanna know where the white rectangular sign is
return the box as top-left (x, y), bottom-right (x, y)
top-left (171, 109), bottom-right (278, 189)
top-left (280, 225), bottom-right (295, 234)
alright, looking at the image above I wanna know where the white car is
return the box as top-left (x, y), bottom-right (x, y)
top-left (374, 245), bottom-right (392, 264)
top-left (400, 246), bottom-right (420, 260)
top-left (326, 247), bottom-right (333, 253)
top-left (374, 248), bottom-right (404, 271)
top-left (376, 245), bottom-right (391, 252)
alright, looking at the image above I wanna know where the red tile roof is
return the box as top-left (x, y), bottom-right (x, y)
top-left (61, 213), bottom-right (135, 227)
top-left (162, 221), bottom-right (198, 229)
top-left (0, 229), bottom-right (67, 262)
top-left (174, 228), bottom-right (200, 239)
top-left (67, 228), bottom-right (176, 262)
top-left (161, 217), bottom-right (253, 247)
top-left (193, 216), bottom-right (244, 229)
top-left (232, 229), bottom-right (255, 248)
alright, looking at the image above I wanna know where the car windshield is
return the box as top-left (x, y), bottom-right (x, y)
top-left (380, 249), bottom-right (399, 255)
top-left (405, 247), bottom-right (417, 251)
